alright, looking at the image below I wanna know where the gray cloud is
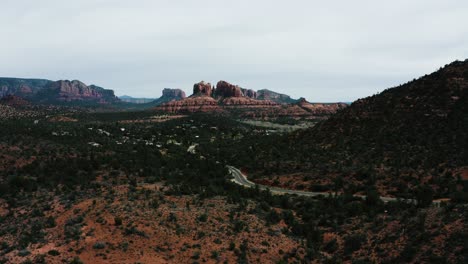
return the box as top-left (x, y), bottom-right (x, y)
top-left (1, 0), bottom-right (467, 101)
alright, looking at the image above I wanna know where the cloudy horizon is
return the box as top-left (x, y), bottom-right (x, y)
top-left (1, 0), bottom-right (468, 102)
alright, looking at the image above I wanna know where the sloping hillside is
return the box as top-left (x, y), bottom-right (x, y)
top-left (243, 60), bottom-right (468, 199)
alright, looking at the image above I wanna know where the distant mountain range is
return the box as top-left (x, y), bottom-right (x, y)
top-left (0, 78), bottom-right (119, 105)
top-left (0, 77), bottom-right (346, 116)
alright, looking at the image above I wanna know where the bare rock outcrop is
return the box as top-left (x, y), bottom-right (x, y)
top-left (297, 98), bottom-right (348, 115)
top-left (0, 78), bottom-right (119, 104)
top-left (257, 89), bottom-right (296, 104)
top-left (193, 81), bottom-right (213, 96)
top-left (214, 81), bottom-right (243, 98)
top-left (162, 88), bottom-right (186, 99)
top-left (156, 80), bottom-right (347, 117)
top-left (42, 80), bottom-right (119, 103)
top-left (0, 78), bottom-right (51, 98)
top-left (241, 88), bottom-right (257, 99)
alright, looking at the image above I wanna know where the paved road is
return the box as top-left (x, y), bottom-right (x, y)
top-left (227, 166), bottom-right (424, 204)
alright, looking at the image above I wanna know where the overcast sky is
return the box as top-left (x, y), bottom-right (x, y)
top-left (1, 0), bottom-right (467, 102)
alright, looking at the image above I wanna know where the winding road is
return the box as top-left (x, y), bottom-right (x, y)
top-left (227, 166), bottom-right (434, 205)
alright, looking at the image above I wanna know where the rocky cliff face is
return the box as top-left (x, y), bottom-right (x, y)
top-left (193, 81), bottom-right (213, 96)
top-left (241, 88), bottom-right (257, 99)
top-left (257, 89), bottom-right (297, 104)
top-left (147, 88), bottom-right (188, 107)
top-left (37, 80), bottom-right (119, 103)
top-left (162, 88), bottom-right (186, 99)
top-left (155, 80), bottom-right (346, 118)
top-left (0, 78), bottom-right (119, 104)
top-left (214, 81), bottom-right (243, 98)
top-left (0, 78), bottom-right (51, 98)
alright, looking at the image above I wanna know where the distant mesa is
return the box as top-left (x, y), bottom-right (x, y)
top-left (142, 88), bottom-right (188, 107)
top-left (257, 89), bottom-right (297, 104)
top-left (1, 77), bottom-right (50, 97)
top-left (0, 77), bottom-right (119, 105)
top-left (44, 80), bottom-right (119, 103)
top-left (120, 88), bottom-right (187, 106)
top-left (162, 88), bottom-right (186, 100)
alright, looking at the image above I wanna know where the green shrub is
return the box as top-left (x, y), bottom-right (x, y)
top-left (93, 242), bottom-right (106, 249)
top-left (18, 250), bottom-right (31, 257)
top-left (48, 249), bottom-right (60, 256)
top-left (197, 214), bottom-right (208, 222)
top-left (114, 217), bottom-right (122, 226)
top-left (344, 234), bottom-right (365, 255)
top-left (323, 238), bottom-right (338, 253)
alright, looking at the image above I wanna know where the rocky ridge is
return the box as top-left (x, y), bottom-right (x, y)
top-left (155, 80), bottom-right (347, 117)
top-left (257, 89), bottom-right (297, 104)
top-left (0, 78), bottom-right (51, 98)
top-left (0, 78), bottom-right (119, 104)
top-left (42, 80), bottom-right (118, 103)
top-left (162, 88), bottom-right (186, 99)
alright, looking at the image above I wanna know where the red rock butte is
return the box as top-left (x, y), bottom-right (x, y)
top-left (155, 80), bottom-right (347, 117)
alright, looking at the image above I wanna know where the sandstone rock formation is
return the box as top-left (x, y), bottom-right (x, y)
top-left (241, 88), bottom-right (257, 99)
top-left (155, 80), bottom-right (347, 118)
top-left (156, 96), bottom-right (222, 113)
top-left (0, 78), bottom-right (51, 98)
top-left (257, 89), bottom-right (297, 104)
top-left (162, 88), bottom-right (186, 99)
top-left (193, 81), bottom-right (213, 96)
top-left (140, 88), bottom-right (188, 107)
top-left (297, 98), bottom-right (348, 115)
top-left (0, 77), bottom-right (119, 104)
top-left (214, 81), bottom-right (243, 98)
top-left (40, 80), bottom-right (119, 103)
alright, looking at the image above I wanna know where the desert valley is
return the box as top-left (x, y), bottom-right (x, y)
top-left (1, 1), bottom-right (468, 263)
top-left (0, 60), bottom-right (467, 263)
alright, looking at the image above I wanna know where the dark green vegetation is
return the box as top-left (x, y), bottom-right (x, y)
top-left (0, 60), bottom-right (467, 263)
top-left (237, 60), bottom-right (468, 201)
top-left (0, 109), bottom-right (466, 263)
